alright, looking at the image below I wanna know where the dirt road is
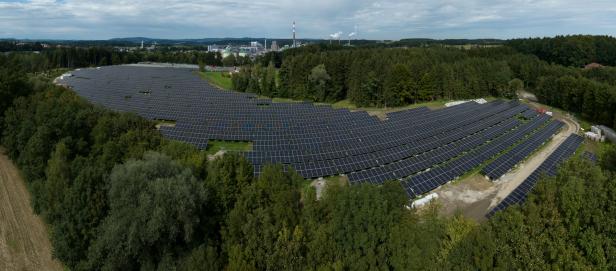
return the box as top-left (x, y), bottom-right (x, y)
top-left (0, 148), bottom-right (63, 271)
top-left (488, 116), bottom-right (578, 209)
top-left (434, 110), bottom-right (580, 221)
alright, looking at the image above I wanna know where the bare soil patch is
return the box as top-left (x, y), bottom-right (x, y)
top-left (433, 174), bottom-right (497, 222)
top-left (207, 150), bottom-right (226, 161)
top-left (0, 148), bottom-right (63, 271)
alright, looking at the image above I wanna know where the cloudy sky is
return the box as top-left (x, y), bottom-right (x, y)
top-left (1, 0), bottom-right (615, 40)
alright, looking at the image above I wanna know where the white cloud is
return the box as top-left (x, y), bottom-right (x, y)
top-left (0, 0), bottom-right (614, 39)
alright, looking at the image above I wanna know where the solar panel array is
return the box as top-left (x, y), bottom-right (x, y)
top-left (486, 134), bottom-right (584, 217)
top-left (482, 120), bottom-right (564, 180)
top-left (582, 151), bottom-right (598, 163)
top-left (401, 115), bottom-right (562, 198)
top-left (59, 65), bottom-right (561, 199)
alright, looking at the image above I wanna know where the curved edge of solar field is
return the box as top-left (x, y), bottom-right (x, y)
top-left (57, 65), bottom-right (566, 200)
top-left (486, 134), bottom-right (584, 218)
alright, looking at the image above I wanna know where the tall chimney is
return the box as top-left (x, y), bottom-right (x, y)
top-left (293, 21), bottom-right (296, 48)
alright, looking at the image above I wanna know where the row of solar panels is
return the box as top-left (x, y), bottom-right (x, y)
top-left (248, 103), bottom-right (527, 165)
top-left (482, 120), bottom-right (564, 180)
top-left (60, 66), bottom-right (563, 200)
top-left (348, 117), bottom-right (522, 185)
top-left (160, 102), bottom-right (519, 166)
top-left (402, 115), bottom-right (558, 198)
top-left (248, 102), bottom-right (522, 154)
top-left (255, 103), bottom-right (527, 178)
top-left (486, 134), bottom-right (584, 217)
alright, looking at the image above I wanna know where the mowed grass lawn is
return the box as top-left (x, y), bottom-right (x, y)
top-left (199, 71), bottom-right (233, 90)
top-left (205, 140), bottom-right (253, 155)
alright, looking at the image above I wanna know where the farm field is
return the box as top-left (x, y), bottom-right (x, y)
top-left (0, 148), bottom-right (63, 271)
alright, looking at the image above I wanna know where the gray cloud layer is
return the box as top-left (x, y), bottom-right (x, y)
top-left (1, 0), bottom-right (615, 39)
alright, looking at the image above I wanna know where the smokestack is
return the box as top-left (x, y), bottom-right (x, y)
top-left (348, 26), bottom-right (357, 46)
top-left (348, 32), bottom-right (356, 46)
top-left (293, 21), bottom-right (296, 48)
top-left (330, 32), bottom-right (343, 45)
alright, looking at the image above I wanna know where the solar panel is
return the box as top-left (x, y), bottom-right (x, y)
top-left (582, 151), bottom-right (597, 163)
top-left (486, 134), bottom-right (584, 217)
top-left (481, 120), bottom-right (563, 180)
top-left (60, 65), bottom-right (566, 199)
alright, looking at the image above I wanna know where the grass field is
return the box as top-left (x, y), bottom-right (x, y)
top-left (325, 99), bottom-right (448, 120)
top-left (332, 99), bottom-right (448, 111)
top-left (206, 140), bottom-right (253, 155)
top-left (329, 98), bottom-right (498, 119)
top-left (270, 97), bottom-right (304, 103)
top-left (198, 71), bottom-right (233, 90)
top-left (154, 119), bottom-right (177, 129)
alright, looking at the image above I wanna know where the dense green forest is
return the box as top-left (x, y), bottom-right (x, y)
top-left (1, 41), bottom-right (616, 270)
top-left (233, 47), bottom-right (518, 106)
top-left (0, 41), bottom-right (45, 51)
top-left (508, 35), bottom-right (616, 67)
top-left (233, 37), bottom-right (616, 128)
top-left (3, 45), bottom-right (250, 71)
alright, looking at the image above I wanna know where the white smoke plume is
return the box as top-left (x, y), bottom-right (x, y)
top-left (329, 31), bottom-right (343, 39)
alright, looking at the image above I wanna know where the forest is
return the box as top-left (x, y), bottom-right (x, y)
top-left (233, 47), bottom-right (517, 106)
top-left (3, 45), bottom-right (249, 72)
top-left (232, 36), bottom-right (616, 129)
top-left (0, 40), bottom-right (45, 51)
top-left (507, 35), bottom-right (616, 67)
top-left (1, 39), bottom-right (616, 270)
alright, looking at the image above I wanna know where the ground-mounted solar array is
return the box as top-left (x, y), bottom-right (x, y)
top-left (481, 119), bottom-right (564, 180)
top-left (58, 65), bottom-right (564, 199)
top-left (487, 134), bottom-right (584, 217)
top-left (582, 151), bottom-right (598, 163)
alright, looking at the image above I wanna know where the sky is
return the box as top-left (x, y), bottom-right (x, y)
top-left (1, 0), bottom-right (615, 40)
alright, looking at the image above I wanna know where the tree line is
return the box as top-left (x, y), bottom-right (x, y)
top-left (3, 46), bottom-right (250, 72)
top-left (508, 35), bottom-right (616, 67)
top-left (233, 47), bottom-right (517, 107)
top-left (230, 44), bottom-right (616, 128)
top-left (0, 41), bottom-right (45, 51)
top-left (473, 46), bottom-right (616, 128)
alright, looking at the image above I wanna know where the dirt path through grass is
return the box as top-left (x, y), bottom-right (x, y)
top-left (0, 148), bottom-right (63, 271)
top-left (488, 116), bottom-right (578, 209)
top-left (434, 112), bottom-right (580, 221)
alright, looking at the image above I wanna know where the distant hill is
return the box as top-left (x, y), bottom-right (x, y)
top-left (1, 37), bottom-right (505, 49)
top-left (392, 38), bottom-right (505, 46)
top-left (108, 37), bottom-right (244, 45)
top-left (108, 37), bottom-right (334, 46)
